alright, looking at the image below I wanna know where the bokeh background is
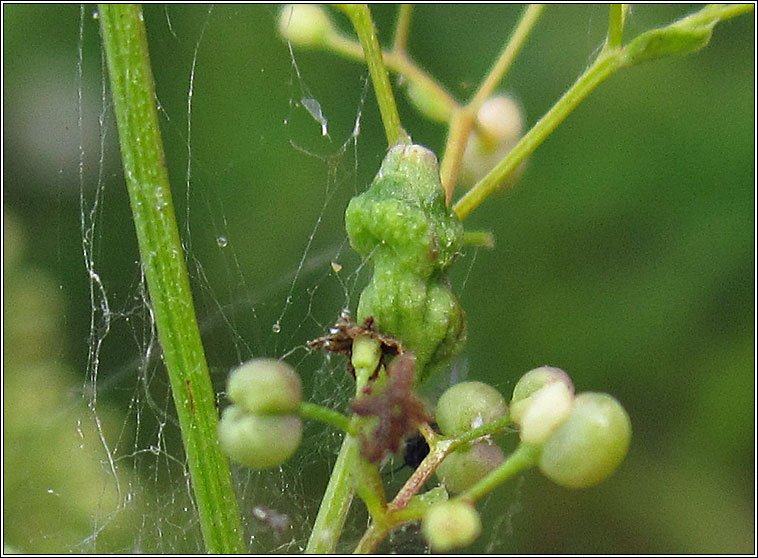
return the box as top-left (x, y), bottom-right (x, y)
top-left (3, 4), bottom-right (754, 554)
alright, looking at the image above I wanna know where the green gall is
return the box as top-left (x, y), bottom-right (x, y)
top-left (346, 144), bottom-right (466, 383)
top-left (422, 500), bottom-right (481, 552)
top-left (435, 381), bottom-right (508, 437)
top-left (518, 381), bottom-right (574, 445)
top-left (538, 392), bottom-right (632, 488)
top-left (278, 4), bottom-right (335, 48)
top-left (436, 442), bottom-right (505, 494)
top-left (218, 405), bottom-right (302, 469)
top-left (227, 358), bottom-right (302, 415)
top-left (510, 365), bottom-right (574, 424)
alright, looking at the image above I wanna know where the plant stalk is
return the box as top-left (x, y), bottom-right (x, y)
top-left (339, 4), bottom-right (409, 146)
top-left (98, 5), bottom-right (244, 553)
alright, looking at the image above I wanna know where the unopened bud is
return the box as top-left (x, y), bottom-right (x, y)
top-left (510, 365), bottom-right (574, 425)
top-left (227, 358), bottom-right (302, 415)
top-left (460, 94), bottom-right (526, 188)
top-left (278, 4), bottom-right (335, 48)
top-left (422, 500), bottom-right (481, 552)
top-left (518, 381), bottom-right (574, 445)
top-left (538, 392), bottom-right (632, 488)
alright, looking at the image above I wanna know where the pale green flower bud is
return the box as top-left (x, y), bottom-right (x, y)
top-left (435, 381), bottom-right (508, 437)
top-left (460, 94), bottom-right (525, 188)
top-left (218, 405), bottom-right (302, 469)
top-left (510, 365), bottom-right (574, 425)
top-left (518, 381), bottom-right (574, 445)
top-left (227, 358), bottom-right (302, 415)
top-left (538, 392), bottom-right (631, 488)
top-left (422, 500), bottom-right (481, 552)
top-left (436, 441), bottom-right (505, 494)
top-left (278, 4), bottom-right (335, 48)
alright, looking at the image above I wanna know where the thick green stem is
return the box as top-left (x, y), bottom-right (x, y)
top-left (98, 4), bottom-right (244, 554)
top-left (340, 4), bottom-right (409, 146)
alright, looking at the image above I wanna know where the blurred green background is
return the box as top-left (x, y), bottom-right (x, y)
top-left (3, 4), bottom-right (754, 554)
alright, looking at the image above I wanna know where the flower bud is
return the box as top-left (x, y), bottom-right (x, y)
top-left (435, 381), bottom-right (508, 437)
top-left (422, 500), bottom-right (481, 552)
top-left (278, 4), bottom-right (335, 48)
top-left (218, 405), bottom-right (302, 469)
top-left (510, 365), bottom-right (574, 425)
top-left (436, 441), bottom-right (505, 494)
top-left (460, 95), bottom-right (525, 188)
top-left (538, 392), bottom-right (631, 488)
top-left (518, 381), bottom-right (574, 445)
top-left (227, 358), bottom-right (302, 415)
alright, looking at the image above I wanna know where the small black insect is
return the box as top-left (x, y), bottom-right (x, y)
top-left (402, 431), bottom-right (431, 470)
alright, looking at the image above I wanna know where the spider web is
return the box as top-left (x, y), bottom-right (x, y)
top-left (57, 5), bottom-right (486, 554)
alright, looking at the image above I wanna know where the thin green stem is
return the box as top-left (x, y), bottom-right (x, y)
top-left (449, 414), bottom-right (511, 451)
top-left (98, 5), bottom-right (244, 553)
top-left (453, 50), bottom-right (623, 220)
top-left (458, 443), bottom-right (539, 503)
top-left (339, 4), bottom-right (409, 146)
top-left (454, 3), bottom-right (752, 220)
top-left (440, 4), bottom-right (543, 201)
top-left (299, 402), bottom-right (355, 435)
top-left (392, 4), bottom-right (413, 54)
top-left (463, 230), bottom-right (496, 249)
top-left (306, 336), bottom-right (383, 553)
top-left (325, 31), bottom-right (458, 120)
top-left (677, 3), bottom-right (754, 27)
top-left (470, 4), bottom-right (544, 110)
top-left (306, 425), bottom-right (361, 554)
top-left (606, 4), bottom-right (627, 50)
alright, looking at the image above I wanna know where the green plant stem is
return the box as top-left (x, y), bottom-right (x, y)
top-left (453, 3), bottom-right (752, 220)
top-left (339, 4), bottom-right (409, 146)
top-left (678, 3), bottom-right (754, 26)
top-left (470, 4), bottom-right (544, 110)
top-left (440, 4), bottom-right (543, 201)
top-left (352, 412), bottom-right (513, 553)
top-left (392, 4), bottom-right (413, 53)
top-left (453, 48), bottom-right (623, 220)
top-left (325, 28), bottom-right (458, 121)
top-left (98, 4), bottom-right (244, 554)
top-left (463, 230), bottom-right (496, 249)
top-left (299, 402), bottom-right (355, 435)
top-left (458, 443), bottom-right (540, 503)
top-left (306, 336), bottom-right (383, 553)
top-left (606, 4), bottom-right (627, 50)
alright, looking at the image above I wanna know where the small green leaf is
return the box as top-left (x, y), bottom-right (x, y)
top-left (622, 23), bottom-right (714, 66)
